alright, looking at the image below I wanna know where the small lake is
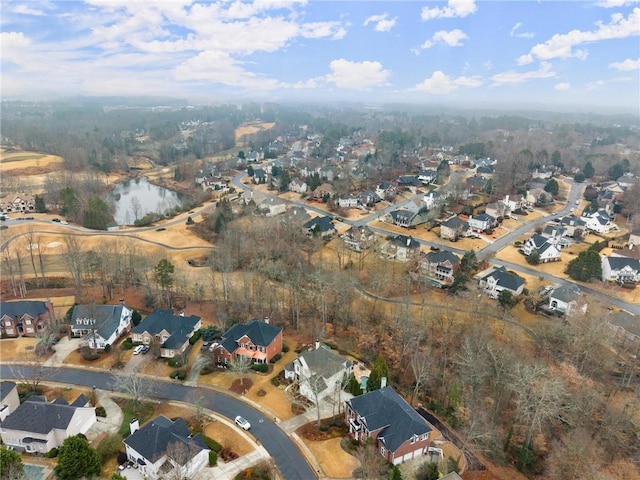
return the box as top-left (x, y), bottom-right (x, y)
top-left (109, 177), bottom-right (182, 225)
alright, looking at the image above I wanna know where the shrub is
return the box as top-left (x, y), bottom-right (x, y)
top-left (168, 357), bottom-right (184, 368)
top-left (209, 450), bottom-right (217, 466)
top-left (282, 344), bottom-right (290, 353)
top-left (117, 452), bottom-right (128, 465)
top-left (325, 342), bottom-right (338, 350)
top-left (270, 353), bottom-right (282, 364)
top-left (252, 363), bottom-right (269, 373)
top-left (202, 435), bottom-right (223, 452)
top-left (46, 447), bottom-right (59, 458)
top-left (122, 338), bottom-right (133, 350)
top-left (189, 330), bottom-right (202, 345)
top-left (96, 433), bottom-right (123, 463)
top-left (170, 370), bottom-right (187, 380)
top-left (81, 347), bottom-right (100, 361)
top-left (271, 376), bottom-right (281, 387)
top-left (103, 344), bottom-right (111, 353)
top-left (95, 406), bottom-right (107, 417)
top-left (621, 283), bottom-right (636, 290)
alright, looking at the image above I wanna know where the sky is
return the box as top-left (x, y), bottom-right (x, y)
top-left (1, 0), bottom-right (639, 112)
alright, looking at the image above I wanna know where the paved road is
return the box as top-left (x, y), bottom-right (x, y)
top-left (0, 365), bottom-right (317, 480)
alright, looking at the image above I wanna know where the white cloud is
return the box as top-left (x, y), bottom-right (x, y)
top-left (596, 0), bottom-right (639, 7)
top-left (586, 80), bottom-right (605, 90)
top-left (12, 4), bottom-right (47, 16)
top-left (521, 8), bottom-right (640, 62)
top-left (421, 0), bottom-right (477, 21)
top-left (413, 71), bottom-right (482, 94)
top-left (491, 62), bottom-right (556, 85)
top-left (609, 57), bottom-right (640, 71)
top-left (510, 22), bottom-right (535, 38)
top-left (554, 82), bottom-right (570, 90)
top-left (0, 32), bottom-right (32, 62)
top-left (517, 54), bottom-right (534, 65)
top-left (363, 13), bottom-right (397, 32)
top-left (483, 61), bottom-right (494, 70)
top-left (420, 29), bottom-right (468, 49)
top-left (326, 59), bottom-right (390, 89)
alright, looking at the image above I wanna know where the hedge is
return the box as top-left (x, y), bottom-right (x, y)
top-left (189, 330), bottom-right (201, 345)
top-left (45, 447), bottom-right (59, 458)
top-left (170, 370), bottom-right (187, 380)
top-left (168, 357), bottom-right (185, 368)
top-left (270, 353), bottom-right (282, 364)
top-left (209, 450), bottom-right (217, 466)
top-left (252, 363), bottom-right (269, 373)
top-left (202, 435), bottom-right (223, 452)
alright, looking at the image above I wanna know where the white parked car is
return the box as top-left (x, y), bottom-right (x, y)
top-left (234, 415), bottom-right (251, 430)
top-left (133, 345), bottom-right (145, 355)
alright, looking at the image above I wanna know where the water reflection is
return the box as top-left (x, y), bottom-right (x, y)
top-left (109, 177), bottom-right (182, 225)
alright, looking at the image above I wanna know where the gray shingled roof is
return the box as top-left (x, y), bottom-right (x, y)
top-left (219, 319), bottom-right (282, 355)
top-left (347, 387), bottom-right (431, 452)
top-left (550, 285), bottom-right (581, 303)
top-left (124, 416), bottom-right (208, 464)
top-left (0, 301), bottom-right (48, 320)
top-left (132, 309), bottom-right (200, 350)
top-left (441, 216), bottom-right (467, 230)
top-left (0, 381), bottom-right (17, 402)
top-left (605, 256), bottom-right (640, 271)
top-left (71, 304), bottom-right (129, 340)
top-left (482, 266), bottom-right (525, 291)
top-left (1, 395), bottom-right (91, 434)
top-left (390, 235), bottom-right (420, 249)
top-left (298, 346), bottom-right (352, 380)
top-left (303, 216), bottom-right (335, 233)
top-left (425, 250), bottom-right (460, 265)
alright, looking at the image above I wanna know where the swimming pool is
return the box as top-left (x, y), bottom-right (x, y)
top-left (23, 464), bottom-right (46, 480)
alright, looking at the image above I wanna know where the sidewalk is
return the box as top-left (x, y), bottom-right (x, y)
top-left (86, 388), bottom-right (123, 442)
top-left (204, 445), bottom-right (272, 480)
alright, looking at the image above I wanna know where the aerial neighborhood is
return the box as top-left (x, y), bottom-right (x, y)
top-left (1, 100), bottom-right (639, 480)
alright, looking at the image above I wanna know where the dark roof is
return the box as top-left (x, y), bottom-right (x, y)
top-left (441, 216), bottom-right (467, 230)
top-left (605, 256), bottom-right (640, 271)
top-left (298, 346), bottom-right (352, 379)
top-left (0, 381), bottom-right (17, 401)
top-left (71, 304), bottom-right (130, 339)
top-left (471, 213), bottom-right (495, 223)
top-left (425, 250), bottom-right (460, 265)
top-left (550, 285), bottom-right (581, 303)
top-left (70, 394), bottom-right (90, 407)
top-left (132, 309), bottom-right (200, 350)
top-left (303, 216), bottom-right (335, 233)
top-left (0, 301), bottom-right (48, 319)
top-left (528, 233), bottom-right (548, 249)
top-left (482, 266), bottom-right (525, 291)
top-left (1, 396), bottom-right (92, 434)
top-left (124, 416), bottom-right (208, 464)
top-left (347, 387), bottom-right (431, 452)
top-left (219, 319), bottom-right (282, 354)
top-left (390, 235), bottom-right (420, 249)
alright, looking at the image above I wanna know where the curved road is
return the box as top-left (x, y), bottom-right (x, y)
top-left (0, 365), bottom-right (317, 480)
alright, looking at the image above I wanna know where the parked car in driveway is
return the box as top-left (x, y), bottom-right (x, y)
top-left (235, 415), bottom-right (251, 430)
top-left (133, 345), bottom-right (145, 355)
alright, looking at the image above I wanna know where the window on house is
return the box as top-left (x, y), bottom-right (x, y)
top-left (410, 435), bottom-right (415, 444)
top-left (380, 446), bottom-right (386, 455)
top-left (421, 433), bottom-right (427, 441)
top-left (25, 319), bottom-right (31, 325)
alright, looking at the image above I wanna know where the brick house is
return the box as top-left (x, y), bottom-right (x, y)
top-left (211, 318), bottom-right (283, 365)
top-left (0, 300), bottom-right (55, 338)
top-left (346, 386), bottom-right (432, 465)
top-left (414, 250), bottom-right (461, 286)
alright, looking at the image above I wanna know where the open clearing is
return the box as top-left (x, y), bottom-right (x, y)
top-left (234, 122), bottom-right (275, 146)
top-left (0, 149), bottom-right (64, 171)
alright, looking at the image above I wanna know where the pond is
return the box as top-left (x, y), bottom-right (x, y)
top-left (109, 177), bottom-right (182, 225)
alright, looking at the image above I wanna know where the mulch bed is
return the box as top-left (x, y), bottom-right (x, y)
top-left (229, 378), bottom-right (253, 395)
top-left (295, 415), bottom-right (349, 441)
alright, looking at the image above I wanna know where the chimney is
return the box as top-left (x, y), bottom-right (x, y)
top-left (119, 298), bottom-right (125, 305)
top-left (264, 316), bottom-right (270, 324)
top-left (381, 377), bottom-right (387, 388)
top-left (130, 418), bottom-right (140, 434)
top-left (315, 339), bottom-right (320, 350)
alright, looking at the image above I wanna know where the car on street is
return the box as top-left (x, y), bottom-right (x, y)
top-left (60, 220), bottom-right (69, 225)
top-left (235, 415), bottom-right (251, 430)
top-left (52, 218), bottom-right (61, 222)
top-left (133, 345), bottom-right (145, 355)
top-left (201, 341), bottom-right (211, 351)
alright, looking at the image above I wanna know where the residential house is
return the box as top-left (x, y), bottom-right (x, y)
top-left (319, 165), bottom-right (335, 182)
top-left (338, 194), bottom-right (360, 209)
top-left (346, 386), bottom-right (433, 465)
top-left (211, 318), bottom-right (283, 365)
top-left (582, 209), bottom-right (616, 234)
top-left (415, 250), bottom-right (460, 286)
top-left (303, 216), bottom-right (336, 238)
top-left (0, 300), bottom-right (55, 338)
top-left (257, 197), bottom-right (287, 217)
top-left (521, 234), bottom-right (561, 262)
top-left (288, 178), bottom-right (308, 193)
top-left (548, 285), bottom-right (587, 316)
top-left (601, 256), bottom-right (640, 284)
top-left (310, 183), bottom-right (333, 201)
top-left (69, 302), bottom-right (133, 350)
top-left (616, 174), bottom-right (638, 188)
top-left (281, 207), bottom-right (311, 226)
top-left (376, 182), bottom-right (397, 201)
top-left (284, 341), bottom-right (352, 403)
top-left (252, 168), bottom-right (267, 184)
top-left (440, 216), bottom-right (470, 242)
top-left (503, 194), bottom-right (527, 212)
top-left (385, 208), bottom-right (429, 229)
top-left (0, 381), bottom-right (20, 422)
top-left (558, 216), bottom-right (586, 238)
top-left (341, 226), bottom-right (376, 252)
top-left (541, 226), bottom-right (572, 249)
top-left (397, 176), bottom-right (421, 189)
top-left (417, 169), bottom-right (437, 185)
top-left (422, 191), bottom-right (444, 210)
top-left (485, 201), bottom-right (511, 220)
top-left (478, 266), bottom-right (526, 298)
top-left (124, 416), bottom-right (209, 480)
top-left (476, 165), bottom-right (494, 176)
top-left (468, 213), bottom-right (496, 233)
top-left (131, 309), bottom-right (201, 358)
top-left (200, 176), bottom-right (228, 192)
top-left (381, 235), bottom-right (421, 263)
top-left (465, 175), bottom-right (486, 193)
top-left (359, 190), bottom-right (381, 207)
top-left (0, 194), bottom-right (35, 214)
top-left (246, 151), bottom-right (263, 163)
top-left (0, 395), bottom-right (96, 454)
top-left (629, 230), bottom-right (640, 249)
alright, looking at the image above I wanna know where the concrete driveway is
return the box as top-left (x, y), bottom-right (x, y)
top-left (44, 337), bottom-right (80, 366)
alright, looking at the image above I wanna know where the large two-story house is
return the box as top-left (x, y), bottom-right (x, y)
top-left (284, 342), bottom-right (352, 404)
top-left (131, 309), bottom-right (201, 358)
top-left (0, 300), bottom-right (55, 338)
top-left (478, 266), bottom-right (526, 299)
top-left (414, 250), bottom-right (460, 287)
top-left (440, 216), bottom-right (470, 242)
top-left (211, 318), bottom-right (283, 365)
top-left (381, 235), bottom-right (421, 263)
top-left (69, 302), bottom-right (132, 350)
top-left (0, 395), bottom-right (96, 454)
top-left (341, 226), bottom-right (376, 252)
top-left (521, 234), bottom-right (561, 262)
top-left (582, 209), bottom-right (616, 234)
top-left (346, 386), bottom-right (433, 465)
top-left (601, 255), bottom-right (640, 284)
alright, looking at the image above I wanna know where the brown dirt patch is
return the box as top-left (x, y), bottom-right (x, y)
top-left (302, 437), bottom-right (360, 479)
top-left (229, 378), bottom-right (253, 395)
top-left (0, 337), bottom-right (41, 361)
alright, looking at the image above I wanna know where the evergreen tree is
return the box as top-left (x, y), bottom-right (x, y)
top-left (583, 161), bottom-right (594, 178)
top-left (154, 259), bottom-right (175, 292)
top-left (0, 445), bottom-right (25, 480)
top-left (574, 172), bottom-right (586, 183)
top-left (83, 197), bottom-right (111, 230)
top-left (544, 179), bottom-right (559, 196)
top-left (460, 250), bottom-right (478, 273)
top-left (54, 435), bottom-right (101, 480)
top-left (247, 165), bottom-right (254, 176)
top-left (526, 249), bottom-right (541, 265)
top-left (34, 194), bottom-right (47, 213)
top-left (367, 354), bottom-right (390, 391)
top-left (566, 250), bottom-right (602, 281)
top-left (497, 290), bottom-right (516, 310)
top-left (131, 310), bottom-right (142, 326)
top-left (59, 187), bottom-right (79, 217)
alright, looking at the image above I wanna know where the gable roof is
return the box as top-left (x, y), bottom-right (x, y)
top-left (132, 309), bottom-right (200, 349)
top-left (1, 395), bottom-right (91, 434)
top-left (550, 285), bottom-right (581, 303)
top-left (303, 216), bottom-right (335, 233)
top-left (425, 250), bottom-right (460, 265)
top-left (0, 381), bottom-right (17, 402)
top-left (389, 235), bottom-right (420, 249)
top-left (219, 319), bottom-right (282, 354)
top-left (441, 216), bottom-right (468, 230)
top-left (124, 415), bottom-right (208, 464)
top-left (604, 256), bottom-right (640, 272)
top-left (347, 387), bottom-right (431, 452)
top-left (482, 266), bottom-right (525, 291)
top-left (0, 301), bottom-right (49, 319)
top-left (71, 304), bottom-right (130, 339)
top-left (298, 345), bottom-right (352, 380)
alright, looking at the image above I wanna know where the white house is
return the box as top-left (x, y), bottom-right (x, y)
top-left (601, 255), bottom-right (640, 284)
top-left (69, 303), bottom-right (133, 350)
top-left (0, 381), bottom-right (20, 422)
top-left (548, 285), bottom-right (587, 316)
top-left (478, 266), bottom-right (525, 298)
top-left (338, 194), bottom-right (360, 209)
top-left (521, 234), bottom-right (561, 262)
top-left (0, 395), bottom-right (96, 454)
top-left (288, 178), bottom-right (308, 193)
top-left (124, 416), bottom-right (209, 480)
top-left (468, 213), bottom-right (495, 233)
top-left (284, 342), bottom-right (352, 403)
top-left (582, 209), bottom-right (616, 234)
